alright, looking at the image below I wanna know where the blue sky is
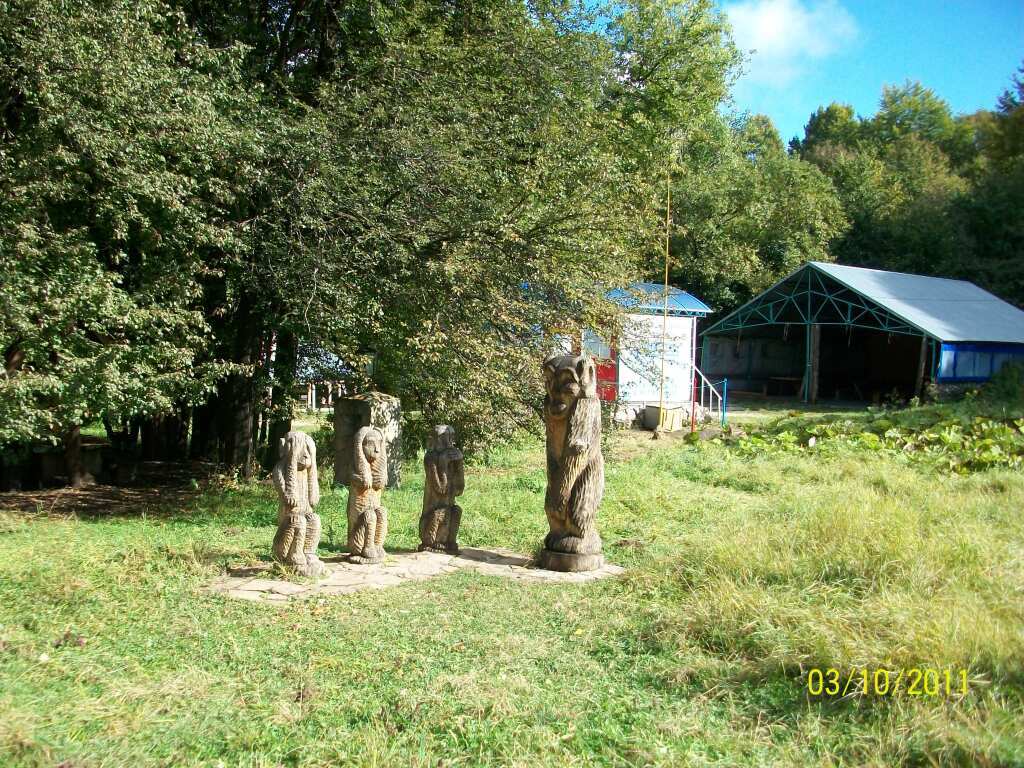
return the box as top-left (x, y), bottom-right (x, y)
top-left (720, 0), bottom-right (1024, 143)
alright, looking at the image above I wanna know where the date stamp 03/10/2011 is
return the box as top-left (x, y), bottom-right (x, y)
top-left (807, 668), bottom-right (970, 698)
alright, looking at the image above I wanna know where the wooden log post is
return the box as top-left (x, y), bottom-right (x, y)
top-left (64, 424), bottom-right (95, 489)
top-left (915, 335), bottom-right (929, 398)
top-left (810, 324), bottom-right (821, 404)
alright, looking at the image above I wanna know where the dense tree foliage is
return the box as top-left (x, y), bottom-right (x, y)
top-left (959, 65), bottom-right (1024, 306)
top-left (1, 0), bottom-right (259, 481)
top-left (871, 81), bottom-right (976, 167)
top-left (1, 0), bottom-right (739, 474)
top-left (666, 112), bottom-right (847, 311)
top-left (3, 0), bottom-right (1018, 482)
top-left (790, 67), bottom-right (1024, 313)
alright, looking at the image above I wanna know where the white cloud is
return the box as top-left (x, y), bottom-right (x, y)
top-left (724, 0), bottom-right (858, 87)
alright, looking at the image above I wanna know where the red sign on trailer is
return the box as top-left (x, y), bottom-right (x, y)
top-left (595, 345), bottom-right (618, 402)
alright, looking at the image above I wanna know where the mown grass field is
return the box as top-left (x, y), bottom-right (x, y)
top-left (1, 405), bottom-right (1023, 767)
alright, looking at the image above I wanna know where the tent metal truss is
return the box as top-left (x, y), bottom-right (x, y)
top-left (705, 265), bottom-right (926, 337)
top-left (704, 264), bottom-right (935, 402)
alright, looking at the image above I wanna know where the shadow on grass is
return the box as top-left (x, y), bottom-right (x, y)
top-left (315, 544), bottom-right (534, 567)
top-left (456, 547), bottom-right (532, 566)
top-left (591, 618), bottom-right (889, 732)
top-left (0, 460), bottom-right (277, 526)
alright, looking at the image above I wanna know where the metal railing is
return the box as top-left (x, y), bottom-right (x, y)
top-left (692, 366), bottom-right (728, 429)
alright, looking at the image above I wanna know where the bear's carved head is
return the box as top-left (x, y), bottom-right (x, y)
top-left (542, 353), bottom-right (597, 417)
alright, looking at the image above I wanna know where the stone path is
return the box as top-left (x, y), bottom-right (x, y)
top-left (206, 548), bottom-right (624, 604)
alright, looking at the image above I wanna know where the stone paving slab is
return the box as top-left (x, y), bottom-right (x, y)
top-left (205, 547), bottom-right (624, 604)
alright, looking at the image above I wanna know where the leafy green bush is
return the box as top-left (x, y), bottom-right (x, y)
top-left (733, 387), bottom-right (1024, 473)
top-left (311, 413), bottom-right (335, 470)
top-left (984, 361), bottom-right (1024, 404)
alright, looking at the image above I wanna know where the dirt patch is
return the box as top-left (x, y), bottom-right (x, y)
top-left (0, 461), bottom-right (215, 518)
top-left (206, 548), bottom-right (625, 603)
top-left (603, 427), bottom-right (692, 462)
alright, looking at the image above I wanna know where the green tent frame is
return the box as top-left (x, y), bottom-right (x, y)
top-left (703, 264), bottom-right (937, 402)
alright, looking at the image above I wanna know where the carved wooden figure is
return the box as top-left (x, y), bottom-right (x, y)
top-left (418, 425), bottom-right (464, 554)
top-left (346, 426), bottom-right (389, 564)
top-left (271, 431), bottom-right (323, 577)
top-left (539, 353), bottom-right (605, 572)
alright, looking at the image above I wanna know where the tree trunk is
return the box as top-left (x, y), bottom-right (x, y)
top-left (217, 374), bottom-right (256, 475)
top-left (103, 416), bottom-right (138, 454)
top-left (915, 336), bottom-right (928, 398)
top-left (64, 424), bottom-right (95, 489)
top-left (140, 416), bottom-right (162, 461)
top-left (190, 402), bottom-right (215, 459)
top-left (257, 409), bottom-right (268, 445)
top-left (232, 376), bottom-right (255, 477)
top-left (4, 344), bottom-right (25, 375)
top-left (138, 407), bottom-right (191, 462)
top-left (264, 328), bottom-right (298, 469)
top-left (252, 332), bottom-right (274, 456)
top-left (175, 406), bottom-right (191, 459)
top-left (218, 296), bottom-right (261, 478)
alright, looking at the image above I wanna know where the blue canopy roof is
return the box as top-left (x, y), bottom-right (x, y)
top-left (607, 282), bottom-right (711, 317)
top-left (703, 262), bottom-right (1024, 344)
top-left (810, 262), bottom-right (1024, 343)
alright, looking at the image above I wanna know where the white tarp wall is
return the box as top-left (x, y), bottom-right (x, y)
top-left (617, 313), bottom-right (695, 408)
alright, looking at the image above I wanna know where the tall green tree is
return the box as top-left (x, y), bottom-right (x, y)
top-left (869, 81), bottom-right (976, 167)
top-left (977, 63), bottom-right (1024, 167)
top-left (0, 0), bottom-right (257, 482)
top-left (0, 0), bottom-right (747, 473)
top-left (792, 68), bottom-right (1024, 309)
top-left (668, 113), bottom-right (847, 312)
top-left (790, 102), bottom-right (862, 156)
top-left (953, 62), bottom-right (1024, 305)
top-left (177, 0), bottom-right (742, 456)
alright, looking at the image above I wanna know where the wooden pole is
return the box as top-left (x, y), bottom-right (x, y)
top-left (690, 369), bottom-right (697, 432)
top-left (658, 171), bottom-right (670, 429)
top-left (803, 269), bottom-right (813, 403)
top-left (810, 324), bottom-right (821, 404)
top-left (803, 322), bottom-right (811, 403)
top-left (915, 336), bottom-right (928, 398)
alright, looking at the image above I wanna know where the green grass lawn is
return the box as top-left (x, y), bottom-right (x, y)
top-left (1, 423), bottom-right (1022, 767)
top-left (725, 395), bottom-right (866, 429)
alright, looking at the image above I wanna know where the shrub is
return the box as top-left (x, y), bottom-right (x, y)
top-left (733, 397), bottom-right (1024, 473)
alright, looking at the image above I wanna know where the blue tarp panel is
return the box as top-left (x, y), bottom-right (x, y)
top-left (607, 282), bottom-right (711, 317)
top-left (937, 342), bottom-right (1024, 383)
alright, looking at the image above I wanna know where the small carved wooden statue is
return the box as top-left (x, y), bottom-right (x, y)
top-left (271, 431), bottom-right (323, 577)
top-left (418, 425), bottom-right (465, 554)
top-left (346, 426), bottom-right (389, 564)
top-left (539, 353), bottom-right (605, 572)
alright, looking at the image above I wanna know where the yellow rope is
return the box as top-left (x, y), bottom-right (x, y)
top-left (658, 171), bottom-right (670, 429)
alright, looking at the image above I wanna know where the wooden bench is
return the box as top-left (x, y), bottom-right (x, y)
top-left (763, 376), bottom-right (803, 396)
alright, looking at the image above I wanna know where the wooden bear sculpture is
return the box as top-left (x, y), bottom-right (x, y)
top-left (418, 425), bottom-right (464, 554)
top-left (271, 431), bottom-right (323, 577)
top-left (539, 353), bottom-right (605, 572)
top-left (346, 426), bottom-right (389, 564)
